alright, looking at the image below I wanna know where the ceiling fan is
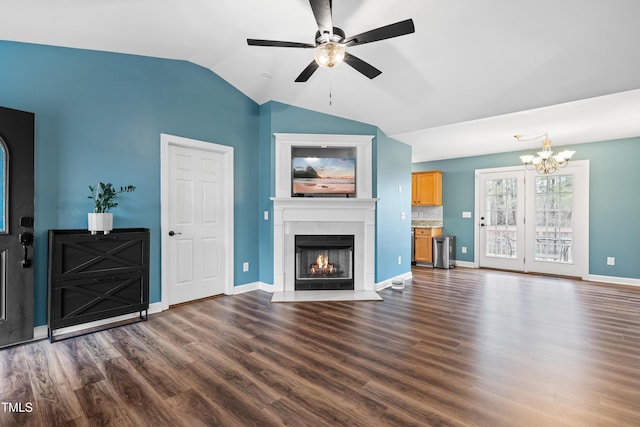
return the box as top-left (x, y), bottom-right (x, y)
top-left (247, 0), bottom-right (415, 82)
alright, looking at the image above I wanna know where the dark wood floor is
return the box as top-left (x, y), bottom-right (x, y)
top-left (1, 266), bottom-right (639, 426)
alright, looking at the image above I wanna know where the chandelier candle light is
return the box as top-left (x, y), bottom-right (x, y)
top-left (515, 132), bottom-right (575, 175)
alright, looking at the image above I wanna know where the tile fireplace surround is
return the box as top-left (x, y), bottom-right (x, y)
top-left (271, 133), bottom-right (380, 302)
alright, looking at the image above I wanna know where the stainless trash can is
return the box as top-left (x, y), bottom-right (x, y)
top-left (433, 236), bottom-right (456, 269)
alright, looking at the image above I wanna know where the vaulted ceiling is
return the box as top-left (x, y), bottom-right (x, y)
top-left (3, 0), bottom-right (640, 161)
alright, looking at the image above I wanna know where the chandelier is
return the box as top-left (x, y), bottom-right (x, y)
top-left (514, 133), bottom-right (575, 175)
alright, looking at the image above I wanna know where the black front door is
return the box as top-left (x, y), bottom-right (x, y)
top-left (0, 106), bottom-right (35, 348)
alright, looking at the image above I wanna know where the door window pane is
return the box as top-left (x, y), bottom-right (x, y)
top-left (535, 175), bottom-right (573, 263)
top-left (0, 139), bottom-right (6, 232)
top-left (485, 178), bottom-right (518, 258)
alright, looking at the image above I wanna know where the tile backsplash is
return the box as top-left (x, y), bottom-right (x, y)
top-left (411, 205), bottom-right (443, 220)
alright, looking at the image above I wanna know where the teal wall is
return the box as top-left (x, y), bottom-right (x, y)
top-left (413, 138), bottom-right (640, 280)
top-left (1, 41), bottom-right (261, 326)
top-left (375, 129), bottom-right (412, 280)
top-left (257, 101), bottom-right (412, 285)
top-left (1, 41), bottom-right (413, 329)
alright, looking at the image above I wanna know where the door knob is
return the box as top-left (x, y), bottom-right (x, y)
top-left (168, 230), bottom-right (182, 236)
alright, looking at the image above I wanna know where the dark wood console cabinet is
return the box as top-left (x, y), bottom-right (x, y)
top-left (48, 228), bottom-right (150, 341)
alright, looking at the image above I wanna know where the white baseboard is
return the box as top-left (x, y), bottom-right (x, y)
top-left (375, 271), bottom-right (413, 291)
top-left (34, 325), bottom-right (49, 340)
top-left (259, 282), bottom-right (275, 293)
top-left (454, 260), bottom-right (476, 268)
top-left (232, 281), bottom-right (273, 294)
top-left (586, 274), bottom-right (640, 288)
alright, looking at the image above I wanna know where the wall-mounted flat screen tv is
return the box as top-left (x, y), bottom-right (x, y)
top-left (292, 150), bottom-right (356, 197)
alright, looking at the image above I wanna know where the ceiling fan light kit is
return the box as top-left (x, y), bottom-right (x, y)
top-left (247, 0), bottom-right (415, 82)
top-left (314, 42), bottom-right (346, 68)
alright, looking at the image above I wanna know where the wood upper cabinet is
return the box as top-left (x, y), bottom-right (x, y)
top-left (412, 171), bottom-right (442, 206)
top-left (414, 227), bottom-right (442, 263)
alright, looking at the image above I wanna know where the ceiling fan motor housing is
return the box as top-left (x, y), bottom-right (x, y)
top-left (315, 27), bottom-right (346, 45)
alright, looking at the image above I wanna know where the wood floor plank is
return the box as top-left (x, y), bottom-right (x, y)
top-left (1, 266), bottom-right (640, 426)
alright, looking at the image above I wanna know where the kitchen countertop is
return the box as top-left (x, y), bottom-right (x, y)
top-left (412, 220), bottom-right (443, 229)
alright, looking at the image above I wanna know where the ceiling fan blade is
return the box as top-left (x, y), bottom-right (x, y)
top-left (343, 52), bottom-right (382, 79)
top-left (247, 39), bottom-right (315, 48)
top-left (344, 19), bottom-right (415, 46)
top-left (309, 0), bottom-right (333, 35)
top-left (295, 60), bottom-right (320, 82)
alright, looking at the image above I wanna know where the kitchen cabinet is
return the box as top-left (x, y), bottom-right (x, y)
top-left (414, 227), bottom-right (442, 264)
top-left (412, 171), bottom-right (442, 206)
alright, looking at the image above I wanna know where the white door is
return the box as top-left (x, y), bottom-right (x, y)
top-left (478, 170), bottom-right (526, 271)
top-left (476, 161), bottom-right (589, 278)
top-left (161, 134), bottom-right (234, 307)
top-left (524, 162), bottom-right (589, 277)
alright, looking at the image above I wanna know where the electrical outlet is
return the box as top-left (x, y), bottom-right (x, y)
top-left (461, 246), bottom-right (467, 254)
top-left (263, 211), bottom-right (269, 221)
top-left (607, 257), bottom-right (615, 266)
top-left (398, 256), bottom-right (402, 265)
top-left (401, 211), bottom-right (406, 220)
top-left (243, 262), bottom-right (249, 272)
top-left (398, 185), bottom-right (402, 193)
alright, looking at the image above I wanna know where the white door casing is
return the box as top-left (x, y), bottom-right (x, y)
top-left (161, 134), bottom-right (234, 309)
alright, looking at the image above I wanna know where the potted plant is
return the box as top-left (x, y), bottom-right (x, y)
top-left (87, 182), bottom-right (136, 234)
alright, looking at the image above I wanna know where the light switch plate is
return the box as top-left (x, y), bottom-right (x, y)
top-left (462, 211), bottom-right (472, 218)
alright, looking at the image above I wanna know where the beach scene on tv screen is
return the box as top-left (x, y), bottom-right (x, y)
top-left (292, 157), bottom-right (355, 195)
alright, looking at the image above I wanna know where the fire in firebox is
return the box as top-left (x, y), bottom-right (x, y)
top-left (309, 253), bottom-right (337, 276)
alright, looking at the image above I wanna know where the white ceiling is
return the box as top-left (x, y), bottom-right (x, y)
top-left (3, 0), bottom-right (640, 162)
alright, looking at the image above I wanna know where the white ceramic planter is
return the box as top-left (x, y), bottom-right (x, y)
top-left (88, 212), bottom-right (113, 235)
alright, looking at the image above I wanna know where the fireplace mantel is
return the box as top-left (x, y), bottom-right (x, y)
top-left (272, 197), bottom-right (377, 293)
top-left (271, 133), bottom-right (378, 297)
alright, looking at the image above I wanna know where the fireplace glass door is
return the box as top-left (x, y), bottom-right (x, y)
top-left (295, 235), bottom-right (354, 290)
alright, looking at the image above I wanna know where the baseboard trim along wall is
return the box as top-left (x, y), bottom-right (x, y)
top-left (587, 274), bottom-right (640, 288)
top-left (375, 272), bottom-right (414, 291)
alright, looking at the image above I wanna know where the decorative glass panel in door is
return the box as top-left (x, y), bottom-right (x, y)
top-left (478, 170), bottom-right (525, 271)
top-left (0, 140), bottom-right (5, 232)
top-left (534, 175), bottom-right (574, 263)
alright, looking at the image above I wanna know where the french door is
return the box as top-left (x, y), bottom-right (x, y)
top-left (477, 161), bottom-right (589, 278)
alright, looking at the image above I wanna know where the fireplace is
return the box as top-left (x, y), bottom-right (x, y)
top-left (295, 235), bottom-right (354, 290)
top-left (271, 133), bottom-right (377, 297)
